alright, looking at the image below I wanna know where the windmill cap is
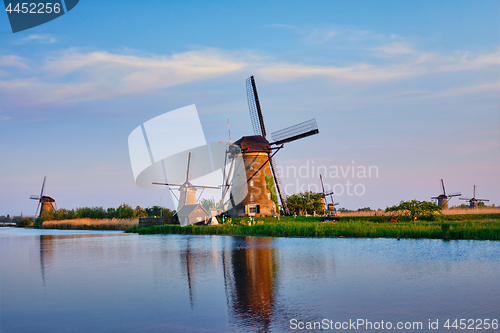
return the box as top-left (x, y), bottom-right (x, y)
top-left (40, 196), bottom-right (55, 202)
top-left (233, 135), bottom-right (271, 153)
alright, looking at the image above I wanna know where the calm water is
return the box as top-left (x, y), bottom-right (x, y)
top-left (1, 228), bottom-right (499, 332)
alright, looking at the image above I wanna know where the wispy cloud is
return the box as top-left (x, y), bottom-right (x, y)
top-left (0, 55), bottom-right (29, 69)
top-left (258, 50), bottom-right (498, 82)
top-left (266, 24), bottom-right (411, 52)
top-left (17, 34), bottom-right (58, 44)
top-left (427, 83), bottom-right (498, 99)
top-left (373, 42), bottom-right (414, 55)
top-left (0, 48), bottom-right (248, 105)
top-left (0, 38), bottom-right (497, 108)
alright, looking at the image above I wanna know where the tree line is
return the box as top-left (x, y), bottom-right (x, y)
top-left (37, 204), bottom-right (175, 222)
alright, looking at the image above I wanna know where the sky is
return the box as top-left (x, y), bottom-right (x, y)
top-left (0, 0), bottom-right (499, 216)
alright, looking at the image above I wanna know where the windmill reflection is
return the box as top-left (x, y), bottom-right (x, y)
top-left (222, 236), bottom-right (276, 332)
top-left (180, 237), bottom-right (195, 310)
top-left (39, 235), bottom-right (55, 286)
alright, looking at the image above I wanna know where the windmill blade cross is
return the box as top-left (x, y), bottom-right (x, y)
top-left (246, 76), bottom-right (266, 138)
top-left (152, 182), bottom-right (183, 187)
top-left (189, 184), bottom-right (220, 189)
top-left (440, 179), bottom-right (446, 195)
top-left (270, 119), bottom-right (319, 145)
top-left (448, 192), bottom-right (461, 198)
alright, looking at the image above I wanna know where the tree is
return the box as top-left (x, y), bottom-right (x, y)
top-left (134, 206), bottom-right (147, 218)
top-left (386, 200), bottom-right (441, 222)
top-left (0, 215), bottom-right (12, 222)
top-left (16, 218), bottom-right (33, 227)
top-left (107, 207), bottom-right (116, 219)
top-left (146, 205), bottom-right (163, 217)
top-left (286, 191), bottom-right (325, 216)
top-left (116, 203), bottom-right (134, 219)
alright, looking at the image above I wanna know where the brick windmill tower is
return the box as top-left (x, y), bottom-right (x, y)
top-left (225, 76), bottom-right (319, 217)
top-left (30, 176), bottom-right (57, 217)
top-left (431, 179), bottom-right (461, 209)
top-left (460, 185), bottom-right (489, 209)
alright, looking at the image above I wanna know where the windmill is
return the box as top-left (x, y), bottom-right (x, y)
top-left (460, 185), bottom-right (489, 209)
top-left (319, 174), bottom-right (338, 211)
top-left (226, 76), bottom-right (319, 217)
top-left (431, 179), bottom-right (461, 210)
top-left (30, 176), bottom-right (57, 217)
top-left (153, 152), bottom-right (220, 225)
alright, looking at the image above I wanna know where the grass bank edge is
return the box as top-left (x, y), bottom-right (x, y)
top-left (126, 217), bottom-right (500, 241)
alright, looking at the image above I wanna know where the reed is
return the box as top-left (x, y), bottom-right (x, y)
top-left (42, 218), bottom-right (139, 230)
top-left (341, 208), bottom-right (500, 217)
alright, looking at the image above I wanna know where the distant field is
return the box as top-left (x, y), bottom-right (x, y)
top-left (43, 218), bottom-right (139, 230)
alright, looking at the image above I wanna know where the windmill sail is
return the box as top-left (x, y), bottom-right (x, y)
top-left (246, 76), bottom-right (288, 213)
top-left (246, 76), bottom-right (266, 137)
top-left (270, 119), bottom-right (319, 145)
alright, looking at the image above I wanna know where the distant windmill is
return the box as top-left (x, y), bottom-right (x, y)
top-left (460, 185), bottom-right (489, 209)
top-left (225, 76), bottom-right (319, 217)
top-left (153, 152), bottom-right (220, 226)
top-left (319, 174), bottom-right (338, 211)
top-left (30, 176), bottom-right (57, 217)
top-left (431, 179), bottom-right (461, 209)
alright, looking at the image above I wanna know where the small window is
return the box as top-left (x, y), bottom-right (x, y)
top-left (250, 180), bottom-right (254, 187)
top-left (248, 204), bottom-right (258, 213)
top-left (267, 192), bottom-right (271, 199)
top-left (250, 165), bottom-right (255, 171)
top-left (250, 194), bottom-right (255, 202)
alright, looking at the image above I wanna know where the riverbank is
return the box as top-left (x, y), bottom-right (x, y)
top-left (126, 214), bottom-right (500, 240)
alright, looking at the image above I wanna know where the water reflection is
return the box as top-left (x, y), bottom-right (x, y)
top-left (2, 229), bottom-right (499, 333)
top-left (38, 233), bottom-right (121, 287)
top-left (223, 237), bottom-right (276, 332)
top-left (177, 236), bottom-right (278, 331)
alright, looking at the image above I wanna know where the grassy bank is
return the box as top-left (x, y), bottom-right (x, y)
top-left (126, 214), bottom-right (500, 241)
top-left (43, 218), bottom-right (138, 230)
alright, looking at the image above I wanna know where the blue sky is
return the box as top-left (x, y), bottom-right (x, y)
top-left (0, 1), bottom-right (498, 215)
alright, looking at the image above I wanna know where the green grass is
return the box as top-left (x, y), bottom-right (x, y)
top-left (126, 214), bottom-right (500, 241)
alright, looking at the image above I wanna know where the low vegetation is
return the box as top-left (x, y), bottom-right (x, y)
top-left (386, 200), bottom-right (442, 221)
top-left (10, 204), bottom-right (173, 229)
top-left (285, 191), bottom-right (325, 216)
top-left (127, 213), bottom-right (500, 241)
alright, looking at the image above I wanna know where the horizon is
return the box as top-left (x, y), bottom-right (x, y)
top-left (1, 0), bottom-right (499, 216)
